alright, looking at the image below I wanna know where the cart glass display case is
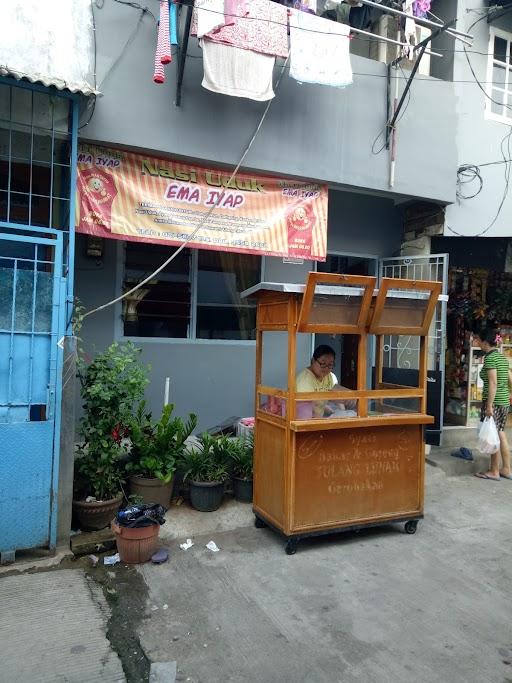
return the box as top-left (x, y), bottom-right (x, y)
top-left (242, 273), bottom-right (442, 554)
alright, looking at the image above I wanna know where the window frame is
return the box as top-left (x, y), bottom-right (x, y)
top-left (115, 240), bottom-right (264, 345)
top-left (485, 27), bottom-right (512, 124)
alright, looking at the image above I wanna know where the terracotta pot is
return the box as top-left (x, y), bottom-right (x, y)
top-left (112, 521), bottom-right (160, 563)
top-left (189, 480), bottom-right (224, 512)
top-left (72, 494), bottom-right (123, 531)
top-left (233, 477), bottom-right (253, 503)
top-left (129, 475), bottom-right (173, 508)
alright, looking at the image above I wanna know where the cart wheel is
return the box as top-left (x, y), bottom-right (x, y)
top-left (285, 539), bottom-right (298, 555)
top-left (254, 516), bottom-right (267, 529)
top-left (404, 520), bottom-right (418, 534)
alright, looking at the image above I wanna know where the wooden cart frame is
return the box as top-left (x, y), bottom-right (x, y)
top-left (248, 273), bottom-right (442, 554)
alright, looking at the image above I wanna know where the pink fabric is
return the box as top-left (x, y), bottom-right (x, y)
top-left (192, 0), bottom-right (289, 59)
top-left (153, 6), bottom-right (167, 84)
top-left (224, 0), bottom-right (246, 25)
top-left (158, 0), bottom-right (172, 64)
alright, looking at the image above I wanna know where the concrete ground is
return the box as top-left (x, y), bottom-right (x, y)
top-left (0, 569), bottom-right (125, 682)
top-left (138, 465), bottom-right (512, 683)
top-left (3, 461), bottom-right (512, 683)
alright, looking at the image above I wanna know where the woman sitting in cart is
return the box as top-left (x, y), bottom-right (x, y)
top-left (296, 345), bottom-right (356, 418)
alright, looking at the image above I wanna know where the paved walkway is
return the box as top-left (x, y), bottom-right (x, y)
top-left (138, 466), bottom-right (512, 683)
top-left (0, 569), bottom-right (125, 682)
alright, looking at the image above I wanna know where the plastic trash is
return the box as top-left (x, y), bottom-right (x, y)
top-left (477, 417), bottom-right (500, 455)
top-left (179, 538), bottom-right (194, 550)
top-left (450, 447), bottom-right (474, 461)
top-left (206, 540), bottom-right (219, 552)
top-left (88, 554), bottom-right (99, 566)
top-left (115, 503), bottom-right (167, 528)
top-left (104, 553), bottom-right (121, 565)
top-left (151, 548), bottom-right (169, 564)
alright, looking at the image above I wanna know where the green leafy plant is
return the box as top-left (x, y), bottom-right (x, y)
top-left (126, 402), bottom-right (197, 483)
top-left (75, 342), bottom-right (149, 501)
top-left (228, 434), bottom-right (254, 480)
top-left (180, 433), bottom-right (234, 483)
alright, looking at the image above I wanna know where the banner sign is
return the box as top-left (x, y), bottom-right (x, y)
top-left (76, 144), bottom-right (328, 261)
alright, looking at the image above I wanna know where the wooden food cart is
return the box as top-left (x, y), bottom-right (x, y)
top-left (243, 273), bottom-right (442, 554)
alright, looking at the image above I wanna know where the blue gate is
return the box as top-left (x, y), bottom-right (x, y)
top-left (0, 230), bottom-right (65, 562)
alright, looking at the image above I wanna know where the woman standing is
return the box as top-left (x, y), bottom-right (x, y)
top-left (474, 328), bottom-right (512, 481)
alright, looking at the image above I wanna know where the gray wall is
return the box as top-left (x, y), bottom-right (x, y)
top-left (435, 0), bottom-right (512, 237)
top-left (76, 190), bottom-right (402, 431)
top-left (83, 0), bottom-right (457, 203)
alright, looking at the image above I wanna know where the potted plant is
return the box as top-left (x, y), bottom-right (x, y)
top-left (229, 433), bottom-right (254, 503)
top-left (126, 402), bottom-right (197, 508)
top-left (180, 433), bottom-right (232, 512)
top-left (73, 342), bottom-right (148, 530)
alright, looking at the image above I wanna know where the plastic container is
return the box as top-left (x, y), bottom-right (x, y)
top-left (112, 521), bottom-right (160, 563)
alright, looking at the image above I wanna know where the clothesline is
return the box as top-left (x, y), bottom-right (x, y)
top-left (173, 0), bottom-right (472, 43)
top-left (155, 0), bottom-right (466, 104)
top-left (178, 0), bottom-right (443, 57)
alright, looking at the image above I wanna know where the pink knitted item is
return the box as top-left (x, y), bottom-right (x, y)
top-left (192, 0), bottom-right (289, 59)
top-left (158, 0), bottom-right (172, 65)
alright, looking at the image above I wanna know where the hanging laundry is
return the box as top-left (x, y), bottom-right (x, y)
top-left (289, 9), bottom-right (352, 87)
top-left (201, 39), bottom-right (276, 100)
top-left (224, 0), bottom-right (247, 25)
top-left (192, 0), bottom-right (289, 59)
top-left (323, 0), bottom-right (383, 30)
top-left (274, 0), bottom-right (317, 12)
top-left (170, 1), bottom-right (178, 45)
top-left (413, 0), bottom-right (431, 18)
top-left (195, 0), bottom-right (226, 38)
top-left (158, 0), bottom-right (172, 63)
top-left (402, 0), bottom-right (417, 59)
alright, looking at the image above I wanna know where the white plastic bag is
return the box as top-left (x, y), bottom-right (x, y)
top-left (477, 417), bottom-right (500, 454)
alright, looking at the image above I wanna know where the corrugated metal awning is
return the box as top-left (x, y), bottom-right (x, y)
top-left (0, 0), bottom-right (97, 96)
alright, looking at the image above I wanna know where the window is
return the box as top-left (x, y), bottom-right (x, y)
top-left (0, 84), bottom-right (72, 229)
top-left (122, 242), bottom-right (260, 340)
top-left (486, 28), bottom-right (512, 123)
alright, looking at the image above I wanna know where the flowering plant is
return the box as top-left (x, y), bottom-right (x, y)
top-left (75, 342), bottom-right (149, 501)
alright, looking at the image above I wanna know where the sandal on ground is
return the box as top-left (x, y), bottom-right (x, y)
top-left (475, 472), bottom-right (501, 481)
top-left (499, 472), bottom-right (512, 480)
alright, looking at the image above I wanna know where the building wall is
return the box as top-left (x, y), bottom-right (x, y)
top-left (436, 0), bottom-right (512, 237)
top-left (83, 0), bottom-right (457, 204)
top-left (76, 189), bottom-right (402, 430)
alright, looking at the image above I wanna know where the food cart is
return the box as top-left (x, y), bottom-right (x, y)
top-left (242, 273), bottom-right (442, 554)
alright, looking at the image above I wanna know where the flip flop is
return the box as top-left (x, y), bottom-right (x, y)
top-left (475, 472), bottom-right (501, 481)
top-left (500, 473), bottom-right (512, 480)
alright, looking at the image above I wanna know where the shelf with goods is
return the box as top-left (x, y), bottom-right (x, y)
top-left (466, 345), bottom-right (485, 426)
top-left (444, 266), bottom-right (512, 428)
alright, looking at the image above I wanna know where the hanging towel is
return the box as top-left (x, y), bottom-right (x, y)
top-left (195, 0), bottom-right (226, 38)
top-left (201, 39), bottom-right (275, 101)
top-left (289, 9), bottom-right (352, 87)
top-left (170, 1), bottom-right (178, 45)
top-left (224, 0), bottom-right (247, 25)
top-left (192, 0), bottom-right (288, 59)
top-left (158, 0), bottom-right (172, 63)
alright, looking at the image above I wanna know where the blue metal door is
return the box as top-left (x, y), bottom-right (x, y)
top-left (0, 231), bottom-right (64, 561)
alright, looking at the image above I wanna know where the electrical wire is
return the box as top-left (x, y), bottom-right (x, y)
top-left (445, 9), bottom-right (512, 236)
top-left (82, 53), bottom-right (291, 320)
top-left (446, 126), bottom-right (512, 237)
top-left (456, 164), bottom-right (483, 200)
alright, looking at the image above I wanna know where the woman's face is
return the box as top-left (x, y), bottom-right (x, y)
top-left (475, 336), bottom-right (492, 353)
top-left (311, 353), bottom-right (335, 379)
